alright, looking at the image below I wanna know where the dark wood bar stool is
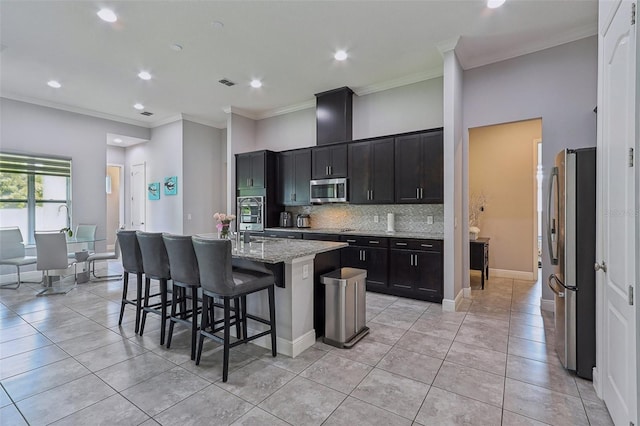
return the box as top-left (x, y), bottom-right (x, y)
top-left (162, 234), bottom-right (201, 360)
top-left (192, 237), bottom-right (277, 382)
top-left (116, 230), bottom-right (144, 333)
top-left (136, 231), bottom-right (172, 345)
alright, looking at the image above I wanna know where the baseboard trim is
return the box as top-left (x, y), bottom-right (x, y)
top-left (463, 287), bottom-right (472, 298)
top-left (540, 297), bottom-right (555, 312)
top-left (247, 327), bottom-right (316, 358)
top-left (490, 268), bottom-right (537, 281)
top-left (443, 289), bottom-right (464, 312)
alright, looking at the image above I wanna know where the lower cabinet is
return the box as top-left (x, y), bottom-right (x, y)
top-left (263, 230), bottom-right (303, 239)
top-left (340, 245), bottom-right (388, 291)
top-left (388, 239), bottom-right (443, 303)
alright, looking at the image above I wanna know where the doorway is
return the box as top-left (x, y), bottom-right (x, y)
top-left (106, 164), bottom-right (123, 249)
top-left (130, 163), bottom-right (146, 231)
top-left (468, 118), bottom-right (542, 283)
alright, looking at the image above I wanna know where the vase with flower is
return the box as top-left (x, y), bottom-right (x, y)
top-left (214, 212), bottom-right (236, 239)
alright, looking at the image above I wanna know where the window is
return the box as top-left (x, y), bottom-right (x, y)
top-left (0, 153), bottom-right (72, 244)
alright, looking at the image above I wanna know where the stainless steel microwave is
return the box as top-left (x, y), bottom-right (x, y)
top-left (310, 178), bottom-right (348, 203)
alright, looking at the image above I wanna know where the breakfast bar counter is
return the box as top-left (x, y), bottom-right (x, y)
top-left (197, 234), bottom-right (347, 357)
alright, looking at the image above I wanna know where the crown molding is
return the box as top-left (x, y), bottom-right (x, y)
top-left (1, 92), bottom-right (152, 128)
top-left (150, 114), bottom-right (183, 128)
top-left (459, 23), bottom-right (597, 70)
top-left (223, 106), bottom-right (260, 121)
top-left (354, 68), bottom-right (443, 96)
top-left (254, 100), bottom-right (315, 120)
top-left (182, 114), bottom-right (226, 129)
top-left (436, 37), bottom-right (460, 55)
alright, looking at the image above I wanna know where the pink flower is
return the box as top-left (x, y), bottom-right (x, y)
top-left (216, 223), bottom-right (223, 231)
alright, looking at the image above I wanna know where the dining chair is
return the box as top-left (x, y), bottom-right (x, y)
top-left (87, 237), bottom-right (122, 281)
top-left (136, 231), bottom-right (172, 345)
top-left (192, 237), bottom-right (277, 382)
top-left (116, 230), bottom-right (144, 333)
top-left (35, 231), bottom-right (76, 296)
top-left (67, 224), bottom-right (97, 260)
top-left (163, 234), bottom-right (201, 360)
top-left (0, 227), bottom-right (40, 289)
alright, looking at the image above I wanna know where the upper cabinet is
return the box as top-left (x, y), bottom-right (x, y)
top-left (236, 151), bottom-right (276, 196)
top-left (394, 130), bottom-right (443, 204)
top-left (348, 138), bottom-right (394, 204)
top-left (311, 145), bottom-right (348, 179)
top-left (277, 149), bottom-right (311, 206)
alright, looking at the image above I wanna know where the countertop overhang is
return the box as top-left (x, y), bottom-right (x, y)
top-left (196, 233), bottom-right (347, 264)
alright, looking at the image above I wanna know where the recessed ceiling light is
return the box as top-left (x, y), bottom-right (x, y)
top-left (170, 43), bottom-right (183, 52)
top-left (138, 71), bottom-right (152, 80)
top-left (113, 138), bottom-right (123, 143)
top-left (47, 80), bottom-right (61, 88)
top-left (97, 8), bottom-right (117, 23)
top-left (250, 79), bottom-right (262, 88)
top-left (487, 0), bottom-right (506, 8)
top-left (334, 50), bottom-right (348, 61)
top-left (133, 103), bottom-right (144, 110)
top-left (211, 21), bottom-right (224, 29)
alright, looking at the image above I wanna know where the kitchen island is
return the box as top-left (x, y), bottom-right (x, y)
top-left (197, 234), bottom-right (347, 357)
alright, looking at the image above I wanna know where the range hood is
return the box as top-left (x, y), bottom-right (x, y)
top-left (315, 87), bottom-right (353, 145)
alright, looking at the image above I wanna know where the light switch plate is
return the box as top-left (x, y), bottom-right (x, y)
top-left (302, 264), bottom-right (309, 279)
top-left (426, 215), bottom-right (433, 224)
top-left (374, 215), bottom-right (379, 223)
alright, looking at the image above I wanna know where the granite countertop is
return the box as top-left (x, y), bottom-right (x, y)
top-left (264, 227), bottom-right (444, 240)
top-left (196, 233), bottom-right (347, 264)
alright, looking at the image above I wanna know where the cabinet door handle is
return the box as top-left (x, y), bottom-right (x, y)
top-left (414, 254), bottom-right (418, 266)
top-left (346, 239), bottom-right (357, 243)
top-left (416, 188), bottom-right (420, 199)
top-left (395, 242), bottom-right (408, 246)
top-left (329, 165), bottom-right (332, 175)
top-left (370, 190), bottom-right (373, 200)
top-left (421, 244), bottom-right (433, 248)
top-left (395, 284), bottom-right (411, 289)
top-left (368, 240), bottom-right (379, 244)
top-left (410, 254), bottom-right (414, 266)
top-left (287, 235), bottom-right (296, 239)
top-left (420, 188), bottom-right (424, 199)
top-left (292, 193), bottom-right (296, 201)
top-left (362, 250), bottom-right (366, 262)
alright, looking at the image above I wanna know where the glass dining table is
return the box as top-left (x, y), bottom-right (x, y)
top-left (66, 236), bottom-right (105, 283)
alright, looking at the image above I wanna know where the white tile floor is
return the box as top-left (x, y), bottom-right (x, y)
top-left (0, 264), bottom-right (614, 425)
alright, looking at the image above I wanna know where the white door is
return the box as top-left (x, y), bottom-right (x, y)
top-left (130, 163), bottom-right (146, 231)
top-left (599, 1), bottom-right (637, 424)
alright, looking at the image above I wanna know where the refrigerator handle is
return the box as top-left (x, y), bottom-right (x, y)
top-left (546, 166), bottom-right (559, 265)
top-left (547, 274), bottom-right (565, 297)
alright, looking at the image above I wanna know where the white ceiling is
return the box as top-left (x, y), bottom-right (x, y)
top-left (0, 0), bottom-right (597, 130)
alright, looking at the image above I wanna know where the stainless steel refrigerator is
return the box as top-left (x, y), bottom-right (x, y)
top-left (546, 147), bottom-right (596, 380)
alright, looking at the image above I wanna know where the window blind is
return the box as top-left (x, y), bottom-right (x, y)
top-left (0, 153), bottom-right (71, 177)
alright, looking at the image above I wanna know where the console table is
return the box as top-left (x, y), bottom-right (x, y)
top-left (470, 237), bottom-right (490, 289)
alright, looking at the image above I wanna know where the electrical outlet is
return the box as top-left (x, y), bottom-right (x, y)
top-left (374, 215), bottom-right (379, 223)
top-left (302, 264), bottom-right (309, 279)
top-left (426, 215), bottom-right (433, 224)
top-left (187, 213), bottom-right (192, 220)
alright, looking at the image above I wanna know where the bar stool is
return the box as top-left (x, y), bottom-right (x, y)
top-left (116, 230), bottom-right (144, 333)
top-left (136, 231), bottom-right (172, 345)
top-left (192, 237), bottom-right (277, 382)
top-left (162, 234), bottom-right (201, 360)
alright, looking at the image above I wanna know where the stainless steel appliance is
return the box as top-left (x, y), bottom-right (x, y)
top-left (546, 148), bottom-right (596, 379)
top-left (237, 196), bottom-right (265, 231)
top-left (279, 211), bottom-right (293, 228)
top-left (310, 178), bottom-right (347, 203)
top-left (296, 214), bottom-right (311, 228)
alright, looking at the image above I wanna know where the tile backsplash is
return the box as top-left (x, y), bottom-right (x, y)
top-left (287, 204), bottom-right (444, 234)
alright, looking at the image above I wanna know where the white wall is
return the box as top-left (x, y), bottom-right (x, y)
top-left (442, 50), bottom-right (465, 308)
top-left (251, 78), bottom-right (444, 153)
top-left (0, 98), bottom-right (149, 249)
top-left (256, 108), bottom-right (316, 151)
top-left (226, 113), bottom-right (257, 213)
top-left (126, 120), bottom-right (183, 234)
top-left (353, 78), bottom-right (444, 139)
top-left (106, 145), bottom-right (126, 165)
top-left (182, 120), bottom-right (225, 235)
top-left (463, 36), bottom-right (598, 300)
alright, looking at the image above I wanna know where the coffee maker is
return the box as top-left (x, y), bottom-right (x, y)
top-left (279, 211), bottom-right (293, 227)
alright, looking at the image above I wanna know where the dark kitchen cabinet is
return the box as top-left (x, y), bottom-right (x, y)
top-left (389, 239), bottom-right (443, 302)
top-left (263, 230), bottom-right (303, 239)
top-left (302, 233), bottom-right (341, 242)
top-left (395, 130), bottom-right (443, 203)
top-left (236, 152), bottom-right (266, 190)
top-left (277, 149), bottom-right (311, 206)
top-left (348, 138), bottom-right (394, 204)
top-left (311, 145), bottom-right (347, 179)
top-left (340, 236), bottom-right (388, 291)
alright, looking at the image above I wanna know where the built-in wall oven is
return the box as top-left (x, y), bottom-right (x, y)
top-left (237, 196), bottom-right (265, 231)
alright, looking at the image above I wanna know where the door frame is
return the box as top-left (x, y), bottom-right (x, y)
top-left (533, 138), bottom-right (542, 276)
top-left (130, 162), bottom-right (146, 231)
top-left (106, 163), bottom-right (124, 248)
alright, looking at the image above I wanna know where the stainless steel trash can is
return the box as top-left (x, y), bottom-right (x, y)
top-left (320, 267), bottom-right (369, 348)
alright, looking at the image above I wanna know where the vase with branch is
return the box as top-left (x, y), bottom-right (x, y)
top-left (469, 192), bottom-right (488, 240)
